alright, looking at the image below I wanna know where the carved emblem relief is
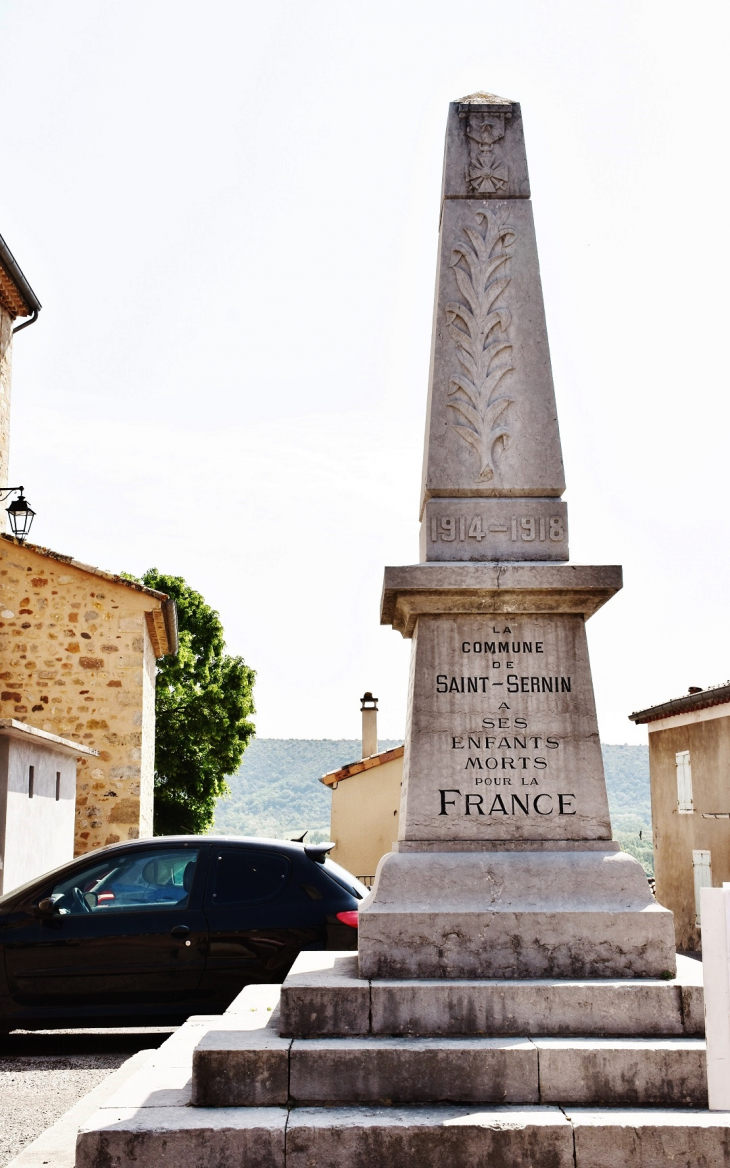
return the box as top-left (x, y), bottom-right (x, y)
top-left (446, 207), bottom-right (516, 484)
top-left (465, 111), bottom-right (509, 196)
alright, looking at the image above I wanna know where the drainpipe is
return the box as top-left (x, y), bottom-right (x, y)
top-left (12, 309), bottom-right (39, 334)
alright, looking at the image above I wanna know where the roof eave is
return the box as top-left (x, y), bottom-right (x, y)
top-left (0, 232), bottom-right (41, 319)
top-left (320, 744), bottom-right (405, 786)
top-left (0, 534), bottom-right (169, 601)
top-left (629, 685), bottom-right (730, 724)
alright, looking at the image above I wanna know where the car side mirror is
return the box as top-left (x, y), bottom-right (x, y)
top-left (36, 897), bottom-right (56, 916)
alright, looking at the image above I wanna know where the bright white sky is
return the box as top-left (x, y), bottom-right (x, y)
top-left (1, 1), bottom-right (729, 744)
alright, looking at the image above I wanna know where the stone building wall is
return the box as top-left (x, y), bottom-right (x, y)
top-left (0, 538), bottom-right (170, 854)
top-left (0, 307), bottom-right (12, 532)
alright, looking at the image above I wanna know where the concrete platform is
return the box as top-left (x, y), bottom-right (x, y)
top-left (279, 951), bottom-right (704, 1038)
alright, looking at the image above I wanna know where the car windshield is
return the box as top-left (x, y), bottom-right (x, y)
top-left (49, 848), bottom-right (200, 914)
top-left (0, 853), bottom-right (87, 910)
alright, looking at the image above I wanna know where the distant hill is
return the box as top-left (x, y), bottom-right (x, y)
top-left (212, 739), bottom-right (401, 844)
top-left (601, 743), bottom-right (653, 874)
top-left (212, 739), bottom-right (653, 873)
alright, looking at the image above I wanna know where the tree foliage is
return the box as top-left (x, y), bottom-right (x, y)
top-left (130, 569), bottom-right (255, 835)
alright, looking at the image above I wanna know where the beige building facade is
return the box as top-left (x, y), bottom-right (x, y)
top-left (630, 683), bottom-right (730, 952)
top-left (320, 693), bottom-right (403, 881)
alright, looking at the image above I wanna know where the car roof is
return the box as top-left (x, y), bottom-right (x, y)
top-left (92, 834), bottom-right (313, 858)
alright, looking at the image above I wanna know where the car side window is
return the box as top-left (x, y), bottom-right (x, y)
top-left (208, 848), bottom-right (290, 907)
top-left (48, 849), bottom-right (200, 914)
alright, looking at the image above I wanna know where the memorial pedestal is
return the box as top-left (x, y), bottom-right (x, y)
top-left (358, 849), bottom-right (675, 979)
top-left (358, 564), bottom-right (677, 979)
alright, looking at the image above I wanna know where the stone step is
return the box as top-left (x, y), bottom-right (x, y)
top-left (73, 997), bottom-right (727, 1167)
top-left (279, 950), bottom-right (704, 1038)
top-left (192, 1030), bottom-right (708, 1108)
top-left (288, 1105), bottom-right (730, 1167)
top-left (76, 1100), bottom-right (730, 1168)
top-left (76, 1105), bottom-right (287, 1168)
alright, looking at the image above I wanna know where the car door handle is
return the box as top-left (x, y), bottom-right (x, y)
top-left (170, 925), bottom-right (191, 938)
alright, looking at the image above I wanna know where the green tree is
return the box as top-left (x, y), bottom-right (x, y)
top-left (127, 569), bottom-right (255, 834)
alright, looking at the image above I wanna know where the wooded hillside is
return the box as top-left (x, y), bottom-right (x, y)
top-left (212, 740), bottom-right (653, 873)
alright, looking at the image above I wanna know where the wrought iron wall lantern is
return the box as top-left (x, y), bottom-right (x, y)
top-left (0, 487), bottom-right (35, 541)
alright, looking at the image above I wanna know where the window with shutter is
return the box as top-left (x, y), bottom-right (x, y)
top-left (692, 849), bottom-right (712, 926)
top-left (676, 750), bottom-right (693, 813)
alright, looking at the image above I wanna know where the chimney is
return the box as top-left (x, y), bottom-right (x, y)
top-left (361, 692), bottom-right (378, 759)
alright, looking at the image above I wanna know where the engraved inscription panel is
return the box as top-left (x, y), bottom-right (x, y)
top-left (400, 614), bottom-right (612, 842)
top-left (420, 499), bottom-right (568, 562)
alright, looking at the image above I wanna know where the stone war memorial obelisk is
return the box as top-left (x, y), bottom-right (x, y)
top-left (357, 91), bottom-right (676, 980)
top-left (76, 94), bottom-right (724, 1168)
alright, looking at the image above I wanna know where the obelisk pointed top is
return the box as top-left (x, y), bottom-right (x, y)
top-left (422, 94), bottom-right (565, 522)
top-left (442, 93), bottom-right (528, 200)
top-left (455, 90), bottom-right (515, 108)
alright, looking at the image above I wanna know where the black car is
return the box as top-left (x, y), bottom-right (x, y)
top-left (0, 835), bottom-right (366, 1032)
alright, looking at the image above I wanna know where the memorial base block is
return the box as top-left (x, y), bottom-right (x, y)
top-left (358, 849), bottom-right (676, 980)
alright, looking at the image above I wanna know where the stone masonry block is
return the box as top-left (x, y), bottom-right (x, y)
top-left (286, 1105), bottom-right (574, 1168)
top-left (537, 1039), bottom-right (707, 1108)
top-left (678, 983), bottom-right (705, 1036)
top-left (192, 1029), bottom-right (291, 1106)
top-left (370, 976), bottom-right (691, 1038)
top-left (566, 1108), bottom-right (730, 1167)
top-left (76, 1106), bottom-right (286, 1168)
top-left (280, 952), bottom-right (370, 1037)
top-left (359, 906), bottom-right (676, 980)
top-left (289, 1036), bottom-right (537, 1105)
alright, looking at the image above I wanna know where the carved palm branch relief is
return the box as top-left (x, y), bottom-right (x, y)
top-left (446, 208), bottom-right (516, 483)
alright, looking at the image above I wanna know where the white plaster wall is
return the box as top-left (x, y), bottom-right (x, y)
top-left (700, 885), bottom-right (730, 1109)
top-left (0, 739), bottom-right (77, 894)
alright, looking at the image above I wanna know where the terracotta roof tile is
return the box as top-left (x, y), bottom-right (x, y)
top-left (320, 744), bottom-right (404, 786)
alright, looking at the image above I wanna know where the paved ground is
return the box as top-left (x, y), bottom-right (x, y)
top-left (0, 1027), bottom-right (176, 1167)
